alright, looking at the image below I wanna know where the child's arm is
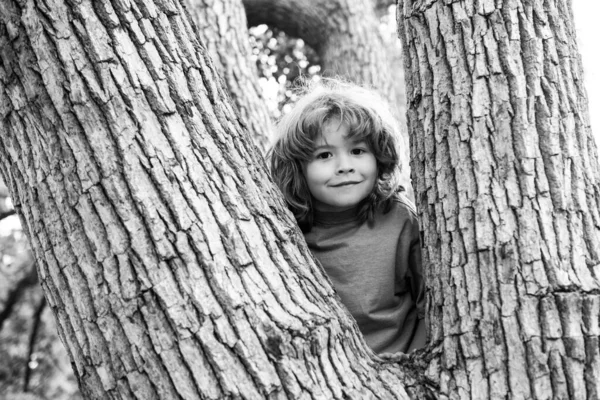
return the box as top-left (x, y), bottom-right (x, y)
top-left (409, 215), bottom-right (425, 319)
top-left (395, 196), bottom-right (427, 352)
top-left (407, 209), bottom-right (427, 351)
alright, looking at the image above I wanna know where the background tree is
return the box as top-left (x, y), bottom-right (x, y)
top-left (185, 0), bottom-right (274, 152)
top-left (243, 0), bottom-right (401, 108)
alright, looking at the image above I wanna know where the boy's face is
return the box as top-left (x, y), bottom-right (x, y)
top-left (303, 120), bottom-right (377, 212)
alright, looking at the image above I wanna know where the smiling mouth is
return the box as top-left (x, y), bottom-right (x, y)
top-left (330, 181), bottom-right (361, 187)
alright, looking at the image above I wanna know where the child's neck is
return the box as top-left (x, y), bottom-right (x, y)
top-left (313, 205), bottom-right (361, 226)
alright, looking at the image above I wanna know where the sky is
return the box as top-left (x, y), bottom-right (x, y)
top-left (573, 1), bottom-right (599, 143)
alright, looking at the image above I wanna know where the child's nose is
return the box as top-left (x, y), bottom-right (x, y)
top-left (337, 167), bottom-right (354, 174)
top-left (336, 157), bottom-right (355, 174)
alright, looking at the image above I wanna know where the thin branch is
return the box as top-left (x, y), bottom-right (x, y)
top-left (23, 296), bottom-right (47, 393)
top-left (0, 209), bottom-right (16, 222)
top-left (0, 263), bottom-right (38, 330)
top-left (373, 0), bottom-right (395, 16)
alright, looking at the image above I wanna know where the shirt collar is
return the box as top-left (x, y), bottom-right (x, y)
top-left (313, 205), bottom-right (361, 226)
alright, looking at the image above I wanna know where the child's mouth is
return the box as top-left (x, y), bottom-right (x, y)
top-left (331, 181), bottom-right (360, 187)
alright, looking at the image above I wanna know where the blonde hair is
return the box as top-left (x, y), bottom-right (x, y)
top-left (268, 78), bottom-right (403, 232)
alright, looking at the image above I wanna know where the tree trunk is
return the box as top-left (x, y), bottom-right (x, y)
top-left (3, 0), bottom-right (598, 398)
top-left (0, 0), bottom-right (427, 398)
top-left (0, 1), bottom-right (409, 395)
top-left (399, 0), bottom-right (600, 398)
top-left (186, 0), bottom-right (274, 152)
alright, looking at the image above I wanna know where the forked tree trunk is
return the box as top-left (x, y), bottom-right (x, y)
top-left (399, 0), bottom-right (600, 398)
top-left (0, 0), bottom-right (427, 398)
top-left (2, 0), bottom-right (598, 398)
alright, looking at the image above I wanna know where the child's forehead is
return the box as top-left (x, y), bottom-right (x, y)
top-left (313, 132), bottom-right (367, 148)
top-left (316, 119), bottom-right (365, 141)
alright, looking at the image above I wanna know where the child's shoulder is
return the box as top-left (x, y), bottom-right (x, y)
top-left (383, 192), bottom-right (421, 234)
top-left (389, 191), bottom-right (418, 219)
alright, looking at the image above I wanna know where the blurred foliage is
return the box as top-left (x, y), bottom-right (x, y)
top-left (248, 5), bottom-right (401, 119)
top-left (248, 25), bottom-right (321, 117)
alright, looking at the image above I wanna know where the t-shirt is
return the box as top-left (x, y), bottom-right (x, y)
top-left (304, 195), bottom-right (426, 354)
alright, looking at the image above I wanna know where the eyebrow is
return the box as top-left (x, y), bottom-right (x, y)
top-left (313, 145), bottom-right (333, 151)
top-left (312, 140), bottom-right (368, 151)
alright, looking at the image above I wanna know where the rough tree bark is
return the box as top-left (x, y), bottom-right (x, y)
top-left (1, 0), bottom-right (597, 398)
top-left (0, 0), bottom-right (427, 398)
top-left (0, 0), bottom-right (414, 397)
top-left (186, 0), bottom-right (273, 152)
top-left (399, 0), bottom-right (600, 398)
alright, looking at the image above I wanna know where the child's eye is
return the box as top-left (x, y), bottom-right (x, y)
top-left (315, 152), bottom-right (332, 159)
top-left (351, 148), bottom-right (367, 155)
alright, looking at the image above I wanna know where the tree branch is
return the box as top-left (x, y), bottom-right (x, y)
top-left (0, 209), bottom-right (16, 222)
top-left (23, 296), bottom-right (47, 393)
top-left (0, 264), bottom-right (38, 331)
